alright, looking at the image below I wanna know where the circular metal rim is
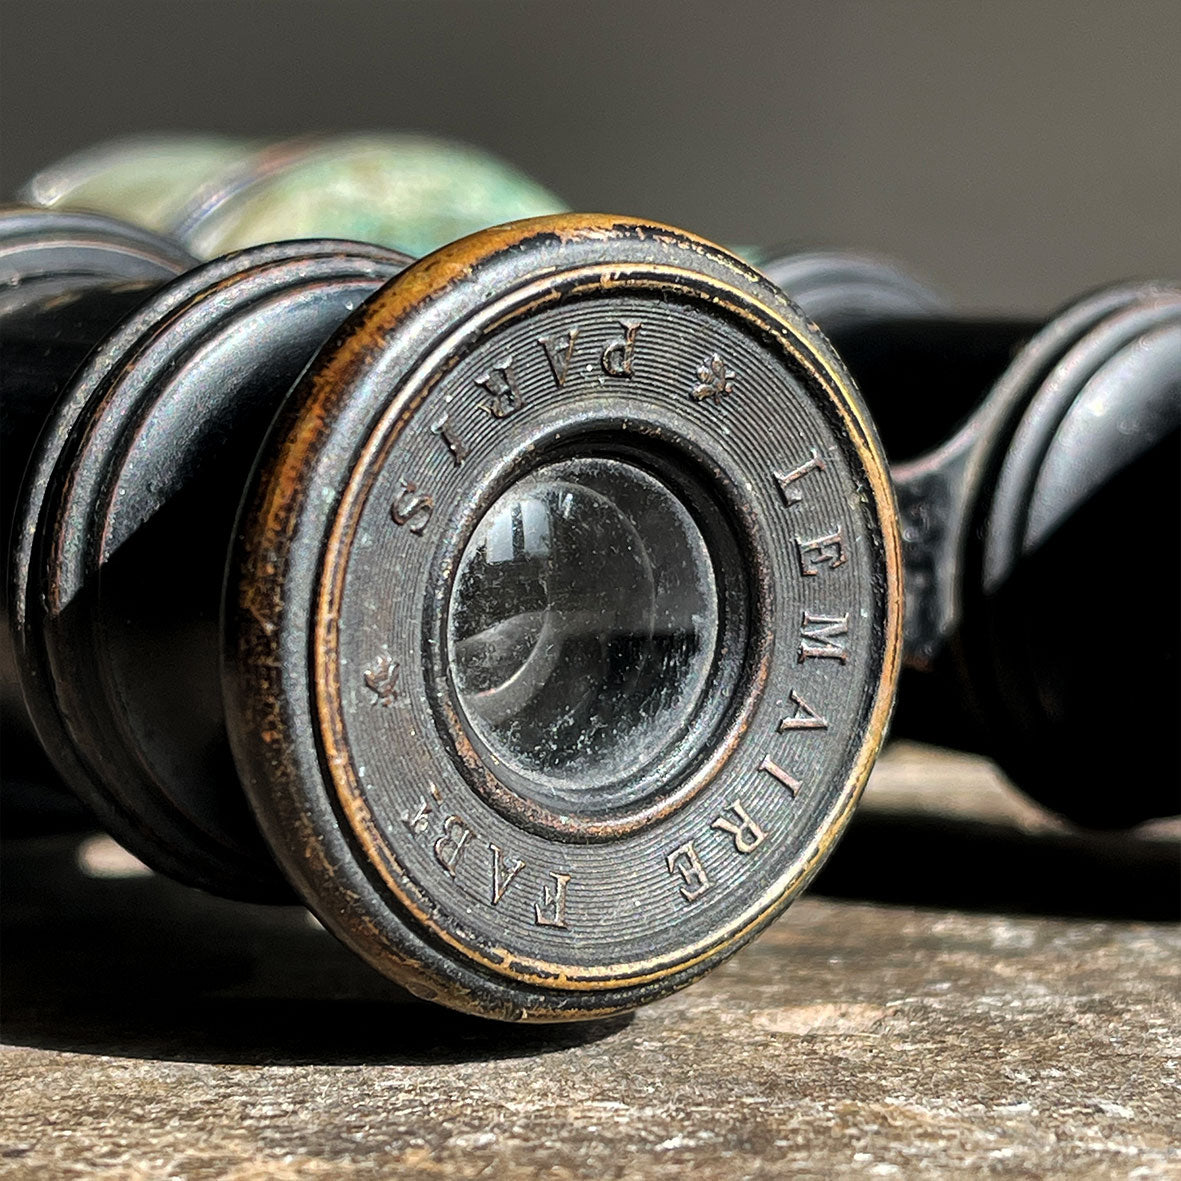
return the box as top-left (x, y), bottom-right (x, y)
top-left (316, 265), bottom-right (884, 985)
top-left (958, 282), bottom-right (1181, 826)
top-left (910, 281), bottom-right (1177, 671)
top-left (954, 282), bottom-right (1165, 527)
top-left (10, 237), bottom-right (407, 899)
top-left (228, 214), bottom-right (903, 1018)
top-left (4, 207), bottom-right (205, 886)
top-left (977, 284), bottom-right (1181, 595)
top-left (0, 205), bottom-right (198, 284)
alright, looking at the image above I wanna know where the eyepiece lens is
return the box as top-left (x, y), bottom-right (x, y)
top-left (448, 457), bottom-right (718, 804)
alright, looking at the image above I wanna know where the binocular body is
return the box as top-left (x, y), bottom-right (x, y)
top-left (2, 176), bottom-right (1177, 1020)
top-left (3, 207), bottom-right (903, 1020)
top-left (761, 251), bottom-right (1180, 827)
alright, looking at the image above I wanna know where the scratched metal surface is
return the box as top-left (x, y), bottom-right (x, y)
top-left (3, 744), bottom-right (1179, 1178)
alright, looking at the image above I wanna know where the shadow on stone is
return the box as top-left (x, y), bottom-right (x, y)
top-left (0, 834), bottom-right (631, 1066)
top-left (814, 808), bottom-right (1180, 922)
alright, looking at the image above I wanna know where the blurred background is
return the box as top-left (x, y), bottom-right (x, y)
top-left (3, 0), bottom-right (1178, 314)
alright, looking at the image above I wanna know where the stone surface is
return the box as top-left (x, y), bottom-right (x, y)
top-left (3, 745), bottom-right (1179, 1178)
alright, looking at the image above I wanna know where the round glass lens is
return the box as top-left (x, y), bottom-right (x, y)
top-left (448, 457), bottom-right (719, 801)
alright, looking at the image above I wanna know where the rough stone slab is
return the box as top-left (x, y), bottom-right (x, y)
top-left (3, 745), bottom-right (1179, 1178)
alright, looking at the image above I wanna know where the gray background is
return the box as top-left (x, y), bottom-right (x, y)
top-left (2, 0), bottom-right (1178, 312)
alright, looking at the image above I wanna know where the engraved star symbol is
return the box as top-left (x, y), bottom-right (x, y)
top-left (692, 353), bottom-right (736, 404)
top-left (363, 649), bottom-right (401, 707)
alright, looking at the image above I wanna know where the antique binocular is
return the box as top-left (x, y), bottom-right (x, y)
top-left (2, 155), bottom-right (1177, 1022)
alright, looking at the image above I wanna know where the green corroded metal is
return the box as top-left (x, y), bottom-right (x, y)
top-left (22, 133), bottom-right (568, 259)
top-left (20, 135), bottom-right (251, 234)
top-left (180, 134), bottom-right (568, 259)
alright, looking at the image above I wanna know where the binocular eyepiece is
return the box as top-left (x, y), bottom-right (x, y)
top-left (2, 207), bottom-right (901, 1020)
top-left (3, 203), bottom-right (1177, 1022)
